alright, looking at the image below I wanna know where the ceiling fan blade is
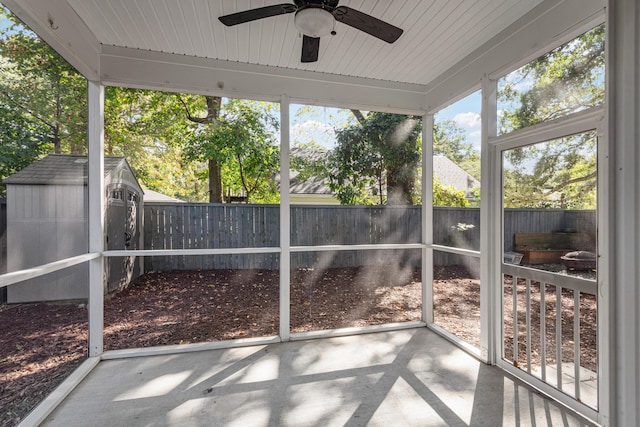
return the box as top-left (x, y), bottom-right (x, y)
top-left (219, 4), bottom-right (297, 26)
top-left (301, 35), bottom-right (320, 63)
top-left (333, 6), bottom-right (403, 43)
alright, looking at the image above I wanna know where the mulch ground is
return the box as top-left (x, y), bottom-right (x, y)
top-left (0, 265), bottom-right (596, 427)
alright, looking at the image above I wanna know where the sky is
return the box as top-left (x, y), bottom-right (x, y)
top-left (290, 90), bottom-right (482, 151)
top-left (290, 104), bottom-right (354, 149)
top-left (433, 90), bottom-right (482, 151)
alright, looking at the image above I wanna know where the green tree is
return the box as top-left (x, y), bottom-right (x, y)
top-left (0, 8), bottom-right (86, 194)
top-left (0, 8), bottom-right (280, 203)
top-left (104, 87), bottom-right (208, 201)
top-left (290, 114), bottom-right (475, 206)
top-left (183, 98), bottom-right (280, 203)
top-left (0, 8), bottom-right (86, 155)
top-left (327, 111), bottom-right (421, 205)
top-left (0, 100), bottom-right (50, 196)
top-left (105, 90), bottom-right (280, 203)
top-left (503, 133), bottom-right (597, 209)
top-left (433, 178), bottom-right (470, 208)
top-left (176, 95), bottom-right (226, 202)
top-left (499, 25), bottom-right (604, 132)
top-left (499, 25), bottom-right (604, 209)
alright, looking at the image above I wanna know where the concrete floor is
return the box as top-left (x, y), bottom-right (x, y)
top-left (43, 328), bottom-right (595, 427)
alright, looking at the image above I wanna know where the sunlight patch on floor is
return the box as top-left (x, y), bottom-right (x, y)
top-left (114, 371), bottom-right (192, 401)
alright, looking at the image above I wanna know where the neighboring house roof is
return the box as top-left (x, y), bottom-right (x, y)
top-left (433, 156), bottom-right (480, 198)
top-left (143, 188), bottom-right (185, 203)
top-left (272, 146), bottom-right (334, 196)
top-left (288, 147), bottom-right (333, 195)
top-left (285, 149), bottom-right (480, 200)
top-left (3, 154), bottom-right (136, 186)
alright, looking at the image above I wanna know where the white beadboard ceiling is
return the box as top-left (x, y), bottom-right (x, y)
top-left (64, 0), bottom-right (543, 86)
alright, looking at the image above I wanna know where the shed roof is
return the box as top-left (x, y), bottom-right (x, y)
top-left (142, 188), bottom-right (185, 203)
top-left (4, 154), bottom-right (134, 186)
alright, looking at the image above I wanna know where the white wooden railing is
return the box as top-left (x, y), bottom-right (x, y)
top-left (502, 263), bottom-right (597, 407)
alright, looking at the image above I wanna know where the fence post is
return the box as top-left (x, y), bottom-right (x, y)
top-left (0, 199), bottom-right (6, 275)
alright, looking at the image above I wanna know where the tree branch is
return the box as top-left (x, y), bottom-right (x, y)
top-left (0, 90), bottom-right (55, 130)
top-left (350, 109), bottom-right (366, 124)
top-left (550, 171), bottom-right (597, 193)
top-left (177, 95), bottom-right (210, 124)
top-left (236, 152), bottom-right (249, 197)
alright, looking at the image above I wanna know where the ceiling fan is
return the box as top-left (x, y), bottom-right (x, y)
top-left (218, 0), bottom-right (403, 63)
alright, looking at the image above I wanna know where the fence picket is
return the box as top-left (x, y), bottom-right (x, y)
top-left (139, 203), bottom-right (595, 272)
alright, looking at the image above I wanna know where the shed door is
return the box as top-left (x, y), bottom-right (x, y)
top-left (106, 187), bottom-right (127, 293)
top-left (106, 187), bottom-right (141, 294)
top-left (126, 190), bottom-right (141, 279)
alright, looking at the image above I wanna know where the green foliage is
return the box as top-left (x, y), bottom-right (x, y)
top-left (0, 102), bottom-right (51, 196)
top-left (0, 7), bottom-right (280, 203)
top-left (498, 25), bottom-right (604, 209)
top-left (433, 120), bottom-right (473, 162)
top-left (433, 178), bottom-right (469, 207)
top-left (105, 91), bottom-right (281, 203)
top-left (503, 132), bottom-right (597, 209)
top-left (327, 111), bottom-right (422, 205)
top-left (0, 9), bottom-right (87, 154)
top-left (0, 7), bottom-right (86, 194)
top-left (290, 143), bottom-right (330, 186)
top-left (499, 24), bottom-right (605, 133)
top-left (102, 88), bottom-right (209, 201)
top-left (292, 116), bottom-right (477, 207)
top-left (184, 99), bottom-right (280, 203)
top-left (134, 142), bottom-right (209, 202)
top-left (427, 117), bottom-right (480, 206)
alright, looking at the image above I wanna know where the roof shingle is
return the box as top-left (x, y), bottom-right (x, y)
top-left (3, 154), bottom-right (127, 185)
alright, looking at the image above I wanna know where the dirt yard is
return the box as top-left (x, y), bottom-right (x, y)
top-left (0, 265), bottom-right (596, 427)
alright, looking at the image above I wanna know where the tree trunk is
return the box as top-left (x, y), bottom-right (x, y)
top-left (181, 94), bottom-right (223, 202)
top-left (386, 166), bottom-right (414, 205)
top-left (208, 158), bottom-right (223, 203)
top-left (205, 96), bottom-right (223, 203)
top-left (53, 124), bottom-right (61, 154)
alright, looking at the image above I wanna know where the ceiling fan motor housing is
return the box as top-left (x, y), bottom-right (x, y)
top-left (294, 7), bottom-right (334, 38)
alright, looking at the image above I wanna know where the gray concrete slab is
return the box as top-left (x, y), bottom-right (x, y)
top-left (42, 328), bottom-right (595, 426)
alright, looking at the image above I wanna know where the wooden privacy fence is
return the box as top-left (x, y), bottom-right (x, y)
top-left (144, 203), bottom-right (279, 271)
top-left (0, 201), bottom-right (597, 273)
top-left (143, 203), bottom-right (423, 271)
top-left (143, 203), bottom-right (596, 272)
top-left (291, 205), bottom-right (422, 269)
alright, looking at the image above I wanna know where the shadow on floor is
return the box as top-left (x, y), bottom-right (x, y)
top-left (42, 328), bottom-right (595, 427)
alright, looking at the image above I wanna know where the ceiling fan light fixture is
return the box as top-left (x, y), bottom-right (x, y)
top-left (294, 7), bottom-right (334, 38)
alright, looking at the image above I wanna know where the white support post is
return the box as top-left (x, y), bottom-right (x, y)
top-left (422, 114), bottom-right (434, 324)
top-left (279, 95), bottom-right (291, 342)
top-left (480, 75), bottom-right (498, 364)
top-left (596, 106), bottom-right (611, 425)
top-left (609, 1), bottom-right (640, 425)
top-left (87, 81), bottom-right (105, 357)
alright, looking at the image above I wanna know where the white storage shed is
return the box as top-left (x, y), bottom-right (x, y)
top-left (4, 154), bottom-right (143, 303)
